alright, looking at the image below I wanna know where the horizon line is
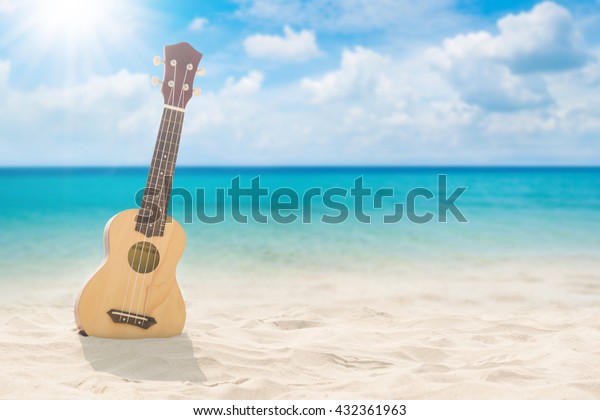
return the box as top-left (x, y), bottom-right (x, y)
top-left (1, 164), bottom-right (600, 170)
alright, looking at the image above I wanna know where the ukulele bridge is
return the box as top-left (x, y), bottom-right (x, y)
top-left (107, 309), bottom-right (157, 329)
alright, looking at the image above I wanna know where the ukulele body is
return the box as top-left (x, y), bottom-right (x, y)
top-left (74, 41), bottom-right (202, 339)
top-left (75, 209), bottom-right (186, 339)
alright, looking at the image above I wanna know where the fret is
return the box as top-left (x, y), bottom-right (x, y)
top-left (159, 117), bottom-right (182, 124)
top-left (148, 161), bottom-right (174, 171)
top-left (150, 154), bottom-right (177, 162)
top-left (159, 127), bottom-right (182, 136)
top-left (147, 165), bottom-right (174, 175)
top-left (156, 140), bottom-right (179, 148)
top-left (152, 150), bottom-right (179, 158)
top-left (146, 171), bottom-right (173, 178)
top-left (161, 128), bottom-right (182, 136)
top-left (158, 131), bottom-right (181, 138)
top-left (156, 142), bottom-right (181, 152)
top-left (159, 122), bottom-right (183, 131)
top-left (155, 139), bottom-right (180, 148)
top-left (156, 138), bottom-right (182, 149)
top-left (148, 167), bottom-right (173, 172)
top-left (154, 139), bottom-right (181, 151)
top-left (150, 162), bottom-right (175, 171)
top-left (159, 124), bottom-right (183, 133)
top-left (159, 119), bottom-right (183, 127)
top-left (146, 172), bottom-right (173, 180)
top-left (136, 107), bottom-right (184, 238)
top-left (150, 153), bottom-right (176, 164)
top-left (149, 163), bottom-right (175, 172)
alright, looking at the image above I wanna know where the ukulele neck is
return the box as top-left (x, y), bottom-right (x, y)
top-left (135, 106), bottom-right (185, 237)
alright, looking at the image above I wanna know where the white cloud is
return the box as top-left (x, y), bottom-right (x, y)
top-left (2, 2), bottom-right (600, 166)
top-left (580, 61), bottom-right (600, 86)
top-left (302, 47), bottom-right (394, 103)
top-left (109, 52), bottom-right (600, 166)
top-left (33, 70), bottom-right (151, 109)
top-left (431, 2), bottom-right (588, 74)
top-left (427, 1), bottom-right (589, 111)
top-left (0, 66), bottom-right (159, 165)
top-left (0, 0), bottom-right (15, 13)
top-left (0, 66), bottom-right (269, 165)
top-left (222, 71), bottom-right (264, 96)
top-left (434, 56), bottom-right (552, 111)
top-left (492, 1), bottom-right (588, 73)
top-left (0, 60), bottom-right (10, 86)
top-left (188, 17), bottom-right (207, 31)
top-left (181, 47), bottom-right (471, 164)
top-left (244, 26), bottom-right (322, 62)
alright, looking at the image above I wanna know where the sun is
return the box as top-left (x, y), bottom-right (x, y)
top-left (38, 0), bottom-right (110, 36)
top-left (8, 0), bottom-right (149, 83)
top-left (30, 0), bottom-right (120, 47)
top-left (37, 0), bottom-right (115, 41)
top-left (30, 0), bottom-right (129, 51)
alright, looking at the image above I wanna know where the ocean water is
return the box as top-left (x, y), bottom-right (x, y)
top-left (1, 167), bottom-right (599, 284)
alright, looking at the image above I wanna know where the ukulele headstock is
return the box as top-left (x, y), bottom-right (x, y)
top-left (152, 42), bottom-right (203, 109)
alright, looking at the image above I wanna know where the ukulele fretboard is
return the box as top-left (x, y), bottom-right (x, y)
top-left (135, 107), bottom-right (185, 237)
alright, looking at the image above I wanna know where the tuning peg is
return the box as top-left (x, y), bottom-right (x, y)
top-left (193, 87), bottom-right (201, 96)
top-left (196, 68), bottom-right (205, 76)
top-left (151, 76), bottom-right (162, 86)
top-left (153, 56), bottom-right (163, 66)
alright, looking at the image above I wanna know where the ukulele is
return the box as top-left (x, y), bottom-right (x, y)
top-left (75, 42), bottom-right (203, 338)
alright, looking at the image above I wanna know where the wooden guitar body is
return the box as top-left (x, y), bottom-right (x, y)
top-left (75, 209), bottom-right (186, 339)
top-left (75, 42), bottom-right (202, 339)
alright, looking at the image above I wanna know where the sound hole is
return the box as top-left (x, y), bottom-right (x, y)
top-left (128, 241), bottom-right (160, 274)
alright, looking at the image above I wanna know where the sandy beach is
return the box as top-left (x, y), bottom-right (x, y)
top-left (1, 257), bottom-right (599, 399)
top-left (1, 0), bottom-right (600, 405)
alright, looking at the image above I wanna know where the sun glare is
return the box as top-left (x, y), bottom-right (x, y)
top-left (10, 0), bottom-right (148, 83)
top-left (34, 0), bottom-right (123, 47)
top-left (38, 0), bottom-right (110, 39)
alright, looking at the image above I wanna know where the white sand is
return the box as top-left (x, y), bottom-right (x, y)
top-left (1, 258), bottom-right (600, 399)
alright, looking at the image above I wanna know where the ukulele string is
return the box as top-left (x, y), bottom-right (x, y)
top-left (125, 64), bottom-right (179, 323)
top-left (134, 106), bottom-right (177, 318)
top-left (139, 65), bottom-right (190, 318)
top-left (119, 100), bottom-right (170, 324)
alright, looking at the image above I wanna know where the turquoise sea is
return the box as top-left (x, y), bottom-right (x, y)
top-left (1, 167), bottom-right (599, 285)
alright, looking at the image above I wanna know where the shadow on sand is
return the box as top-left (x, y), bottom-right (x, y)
top-left (79, 333), bottom-right (206, 382)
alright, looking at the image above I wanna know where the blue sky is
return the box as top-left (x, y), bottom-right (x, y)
top-left (0, 0), bottom-right (599, 165)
